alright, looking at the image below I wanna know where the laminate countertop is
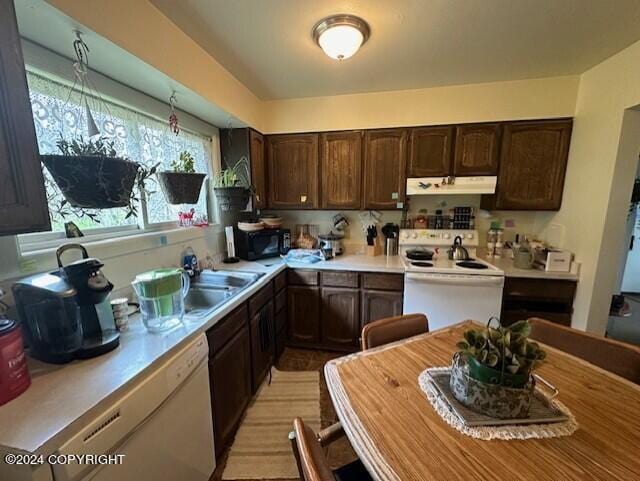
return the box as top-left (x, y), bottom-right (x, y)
top-left (0, 254), bottom-right (402, 458)
top-left (480, 249), bottom-right (580, 281)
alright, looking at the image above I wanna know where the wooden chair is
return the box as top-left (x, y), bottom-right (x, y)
top-left (361, 313), bottom-right (429, 350)
top-left (529, 317), bottom-right (640, 384)
top-left (289, 418), bottom-right (372, 481)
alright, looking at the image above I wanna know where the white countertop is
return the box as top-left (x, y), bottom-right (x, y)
top-left (479, 249), bottom-right (580, 281)
top-left (0, 254), bottom-right (403, 457)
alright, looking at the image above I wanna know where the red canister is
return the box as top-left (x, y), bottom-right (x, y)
top-left (0, 319), bottom-right (31, 406)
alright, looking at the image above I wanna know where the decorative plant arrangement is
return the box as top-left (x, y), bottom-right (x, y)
top-left (41, 136), bottom-right (158, 219)
top-left (157, 150), bottom-right (207, 204)
top-left (450, 319), bottom-right (547, 419)
top-left (213, 157), bottom-right (252, 211)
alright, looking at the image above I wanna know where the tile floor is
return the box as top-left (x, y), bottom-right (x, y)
top-left (209, 347), bottom-right (358, 481)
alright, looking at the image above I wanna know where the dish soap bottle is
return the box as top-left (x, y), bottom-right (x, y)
top-left (182, 246), bottom-right (199, 279)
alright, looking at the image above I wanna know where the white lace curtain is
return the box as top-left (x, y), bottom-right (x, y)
top-left (27, 71), bottom-right (212, 231)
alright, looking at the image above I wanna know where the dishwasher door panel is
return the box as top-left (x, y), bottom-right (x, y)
top-left (81, 362), bottom-right (214, 481)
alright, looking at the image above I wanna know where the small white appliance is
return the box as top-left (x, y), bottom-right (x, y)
top-left (406, 176), bottom-right (497, 195)
top-left (51, 334), bottom-right (215, 481)
top-left (534, 248), bottom-right (572, 272)
top-left (400, 229), bottom-right (505, 331)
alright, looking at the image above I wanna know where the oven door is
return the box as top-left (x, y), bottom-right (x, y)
top-left (249, 231), bottom-right (282, 259)
top-left (403, 272), bottom-right (504, 331)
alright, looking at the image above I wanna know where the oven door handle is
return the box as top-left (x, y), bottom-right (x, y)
top-left (405, 273), bottom-right (504, 287)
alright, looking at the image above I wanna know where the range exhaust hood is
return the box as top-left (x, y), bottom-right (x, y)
top-left (406, 176), bottom-right (497, 195)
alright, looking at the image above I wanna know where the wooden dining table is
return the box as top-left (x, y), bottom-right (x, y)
top-left (324, 321), bottom-right (640, 481)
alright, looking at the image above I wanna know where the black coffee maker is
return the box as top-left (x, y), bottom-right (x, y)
top-left (13, 244), bottom-right (119, 364)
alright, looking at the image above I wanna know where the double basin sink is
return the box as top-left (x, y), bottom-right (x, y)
top-left (184, 270), bottom-right (264, 319)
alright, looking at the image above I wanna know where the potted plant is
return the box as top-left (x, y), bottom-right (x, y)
top-left (41, 136), bottom-right (157, 217)
top-left (213, 159), bottom-right (252, 211)
top-left (450, 319), bottom-right (547, 419)
top-left (157, 151), bottom-right (207, 204)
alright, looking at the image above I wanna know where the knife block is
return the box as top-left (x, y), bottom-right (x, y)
top-left (366, 239), bottom-right (382, 257)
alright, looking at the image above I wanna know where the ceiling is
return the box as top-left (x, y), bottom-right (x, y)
top-left (151, 0), bottom-right (640, 100)
top-left (14, 0), bottom-right (244, 129)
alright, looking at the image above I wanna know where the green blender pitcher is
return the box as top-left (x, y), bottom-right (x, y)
top-left (132, 268), bottom-right (190, 332)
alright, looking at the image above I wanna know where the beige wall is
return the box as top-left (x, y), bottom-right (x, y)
top-left (263, 76), bottom-right (579, 133)
top-left (548, 39), bottom-right (640, 333)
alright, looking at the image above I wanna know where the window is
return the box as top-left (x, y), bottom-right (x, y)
top-left (21, 72), bottom-right (212, 250)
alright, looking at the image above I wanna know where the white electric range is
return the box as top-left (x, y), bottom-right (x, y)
top-left (400, 229), bottom-right (505, 331)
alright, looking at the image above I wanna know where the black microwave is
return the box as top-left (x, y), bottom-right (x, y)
top-left (234, 228), bottom-right (291, 261)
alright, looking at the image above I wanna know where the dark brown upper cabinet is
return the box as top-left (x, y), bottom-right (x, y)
top-left (267, 133), bottom-right (319, 209)
top-left (320, 131), bottom-right (362, 209)
top-left (249, 130), bottom-right (266, 209)
top-left (482, 119), bottom-right (572, 211)
top-left (0, 0), bottom-right (50, 235)
top-left (363, 129), bottom-right (408, 210)
top-left (453, 123), bottom-right (501, 176)
top-left (407, 126), bottom-right (454, 177)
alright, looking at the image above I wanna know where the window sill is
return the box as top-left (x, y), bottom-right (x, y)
top-left (19, 226), bottom-right (220, 274)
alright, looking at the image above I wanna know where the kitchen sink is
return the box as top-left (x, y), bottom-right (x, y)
top-left (184, 270), bottom-right (264, 319)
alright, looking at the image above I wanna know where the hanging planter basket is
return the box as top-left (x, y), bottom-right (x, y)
top-left (41, 154), bottom-right (139, 209)
top-left (157, 172), bottom-right (206, 204)
top-left (214, 186), bottom-right (251, 211)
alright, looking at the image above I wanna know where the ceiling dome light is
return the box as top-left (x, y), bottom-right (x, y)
top-left (312, 14), bottom-right (370, 61)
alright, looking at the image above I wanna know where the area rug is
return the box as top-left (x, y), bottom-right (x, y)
top-left (222, 368), bottom-right (320, 480)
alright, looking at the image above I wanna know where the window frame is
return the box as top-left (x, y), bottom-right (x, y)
top-left (18, 71), bottom-right (218, 256)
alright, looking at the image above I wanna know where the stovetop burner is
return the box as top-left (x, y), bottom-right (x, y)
top-left (456, 261), bottom-right (489, 270)
top-left (411, 261), bottom-right (434, 268)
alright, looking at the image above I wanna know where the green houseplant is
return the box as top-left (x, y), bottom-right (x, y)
top-left (449, 319), bottom-right (547, 419)
top-left (157, 151), bottom-right (207, 204)
top-left (41, 136), bottom-right (157, 218)
top-left (213, 158), bottom-right (251, 211)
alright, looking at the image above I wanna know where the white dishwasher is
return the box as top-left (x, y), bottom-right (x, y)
top-left (52, 334), bottom-right (215, 481)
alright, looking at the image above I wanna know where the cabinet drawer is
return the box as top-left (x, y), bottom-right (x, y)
top-left (322, 271), bottom-right (359, 288)
top-left (275, 308), bottom-right (287, 333)
top-left (361, 273), bottom-right (404, 291)
top-left (274, 270), bottom-right (287, 293)
top-left (249, 283), bottom-right (274, 316)
top-left (288, 269), bottom-right (319, 286)
top-left (207, 303), bottom-right (248, 354)
top-left (503, 278), bottom-right (576, 301)
top-left (275, 288), bottom-right (287, 313)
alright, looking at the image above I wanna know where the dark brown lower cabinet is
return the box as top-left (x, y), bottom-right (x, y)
top-left (287, 286), bottom-right (321, 345)
top-left (321, 288), bottom-right (360, 349)
top-left (274, 307), bottom-right (287, 359)
top-left (250, 300), bottom-right (274, 392)
top-left (501, 277), bottom-right (576, 327)
top-left (209, 324), bottom-right (252, 458)
top-left (361, 289), bottom-right (403, 328)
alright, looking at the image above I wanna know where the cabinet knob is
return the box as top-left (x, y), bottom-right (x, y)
top-left (300, 194), bottom-right (307, 203)
top-left (256, 194), bottom-right (261, 202)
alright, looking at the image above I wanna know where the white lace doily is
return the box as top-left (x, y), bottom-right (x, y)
top-left (418, 367), bottom-right (579, 440)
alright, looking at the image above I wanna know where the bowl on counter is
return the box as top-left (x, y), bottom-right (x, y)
top-left (259, 216), bottom-right (283, 229)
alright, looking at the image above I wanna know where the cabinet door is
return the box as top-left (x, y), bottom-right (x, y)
top-left (209, 324), bottom-right (252, 457)
top-left (267, 134), bottom-right (319, 209)
top-left (492, 120), bottom-right (572, 210)
top-left (363, 129), bottom-right (408, 209)
top-left (321, 288), bottom-right (359, 349)
top-left (407, 126), bottom-right (454, 177)
top-left (250, 300), bottom-right (274, 392)
top-left (249, 129), bottom-right (267, 209)
top-left (453, 123), bottom-right (501, 176)
top-left (287, 286), bottom-right (321, 345)
top-left (361, 290), bottom-right (403, 328)
top-left (0, 0), bottom-right (50, 235)
top-left (320, 131), bottom-right (362, 209)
